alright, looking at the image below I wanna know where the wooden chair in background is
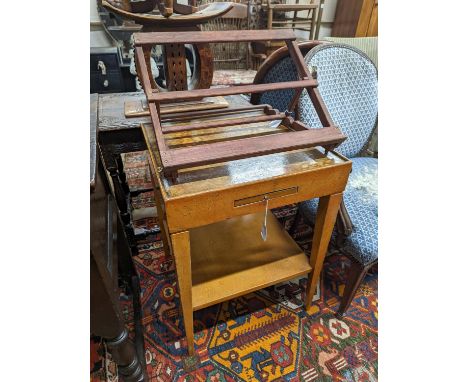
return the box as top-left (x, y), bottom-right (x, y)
top-left (199, 2), bottom-right (250, 69)
top-left (262, 0), bottom-right (325, 45)
top-left (247, 0), bottom-right (325, 63)
top-left (198, 0), bottom-right (265, 69)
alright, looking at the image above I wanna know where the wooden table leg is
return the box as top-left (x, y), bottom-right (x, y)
top-left (305, 193), bottom-right (343, 310)
top-left (171, 231), bottom-right (195, 356)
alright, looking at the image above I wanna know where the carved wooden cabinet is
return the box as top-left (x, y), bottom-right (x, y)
top-left (332, 0), bottom-right (378, 37)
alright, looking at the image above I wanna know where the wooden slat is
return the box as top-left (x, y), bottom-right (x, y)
top-left (161, 104), bottom-right (270, 122)
top-left (273, 20), bottom-right (316, 25)
top-left (162, 112), bottom-right (286, 134)
top-left (134, 29), bottom-right (296, 46)
top-left (267, 3), bottom-right (319, 10)
top-left (149, 79), bottom-right (317, 103)
top-left (161, 126), bottom-right (346, 172)
top-left (286, 40), bottom-right (335, 127)
top-left (149, 103), bottom-right (169, 152)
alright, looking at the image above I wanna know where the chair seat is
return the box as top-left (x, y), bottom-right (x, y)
top-left (299, 157), bottom-right (378, 265)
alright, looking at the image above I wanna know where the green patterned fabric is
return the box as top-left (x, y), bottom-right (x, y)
top-left (323, 37), bottom-right (378, 67)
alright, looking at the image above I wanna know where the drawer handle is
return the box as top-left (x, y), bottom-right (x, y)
top-left (234, 187), bottom-right (298, 207)
top-left (97, 60), bottom-right (107, 76)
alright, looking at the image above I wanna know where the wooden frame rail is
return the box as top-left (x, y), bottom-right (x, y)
top-left (149, 79), bottom-right (318, 103)
top-left (133, 29), bottom-right (297, 45)
top-left (134, 29), bottom-right (346, 178)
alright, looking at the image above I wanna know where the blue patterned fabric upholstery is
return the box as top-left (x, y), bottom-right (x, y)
top-left (299, 157), bottom-right (378, 265)
top-left (257, 56), bottom-right (298, 113)
top-left (298, 44), bottom-right (378, 158)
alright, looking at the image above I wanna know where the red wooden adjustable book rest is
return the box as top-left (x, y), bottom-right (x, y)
top-left (134, 29), bottom-right (346, 179)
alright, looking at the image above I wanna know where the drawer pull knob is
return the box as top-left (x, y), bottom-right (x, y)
top-left (97, 60), bottom-right (107, 76)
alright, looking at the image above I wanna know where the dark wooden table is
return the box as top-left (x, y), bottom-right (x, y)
top-left (91, 94), bottom-right (147, 381)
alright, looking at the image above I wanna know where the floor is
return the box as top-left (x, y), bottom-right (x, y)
top-left (91, 151), bottom-right (378, 382)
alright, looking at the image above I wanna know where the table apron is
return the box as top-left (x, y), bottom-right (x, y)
top-left (165, 162), bottom-right (351, 232)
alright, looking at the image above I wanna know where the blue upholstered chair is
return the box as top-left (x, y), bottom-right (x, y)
top-left (250, 40), bottom-right (322, 113)
top-left (297, 43), bottom-right (378, 316)
top-left (250, 41), bottom-right (322, 228)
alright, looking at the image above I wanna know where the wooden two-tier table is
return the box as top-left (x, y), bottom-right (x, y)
top-left (141, 102), bottom-right (352, 356)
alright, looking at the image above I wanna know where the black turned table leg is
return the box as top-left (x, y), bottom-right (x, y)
top-left (91, 254), bottom-right (147, 381)
top-left (106, 329), bottom-right (145, 382)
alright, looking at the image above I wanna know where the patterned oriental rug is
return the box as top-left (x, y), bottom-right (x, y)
top-left (91, 152), bottom-right (378, 382)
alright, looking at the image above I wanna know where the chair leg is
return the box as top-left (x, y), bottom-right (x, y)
top-left (336, 260), bottom-right (368, 317)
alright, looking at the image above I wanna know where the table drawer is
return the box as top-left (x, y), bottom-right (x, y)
top-left (165, 161), bottom-right (351, 232)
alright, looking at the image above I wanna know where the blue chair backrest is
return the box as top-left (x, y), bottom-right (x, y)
top-left (257, 56), bottom-right (299, 113)
top-left (298, 44), bottom-right (378, 158)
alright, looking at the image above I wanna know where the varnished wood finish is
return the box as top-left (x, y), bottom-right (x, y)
top-left (161, 104), bottom-right (271, 123)
top-left (161, 111), bottom-right (287, 134)
top-left (365, 0), bottom-right (378, 37)
top-left (305, 193), bottom-right (343, 310)
top-left (332, 0), bottom-right (378, 37)
top-left (143, 122), bottom-right (351, 232)
top-left (155, 125), bottom-right (346, 174)
top-left (190, 211), bottom-right (311, 310)
top-left (171, 231), bottom-right (195, 356)
top-left (142, 113), bottom-right (351, 354)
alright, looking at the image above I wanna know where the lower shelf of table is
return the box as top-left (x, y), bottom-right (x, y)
top-left (189, 210), bottom-right (312, 311)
